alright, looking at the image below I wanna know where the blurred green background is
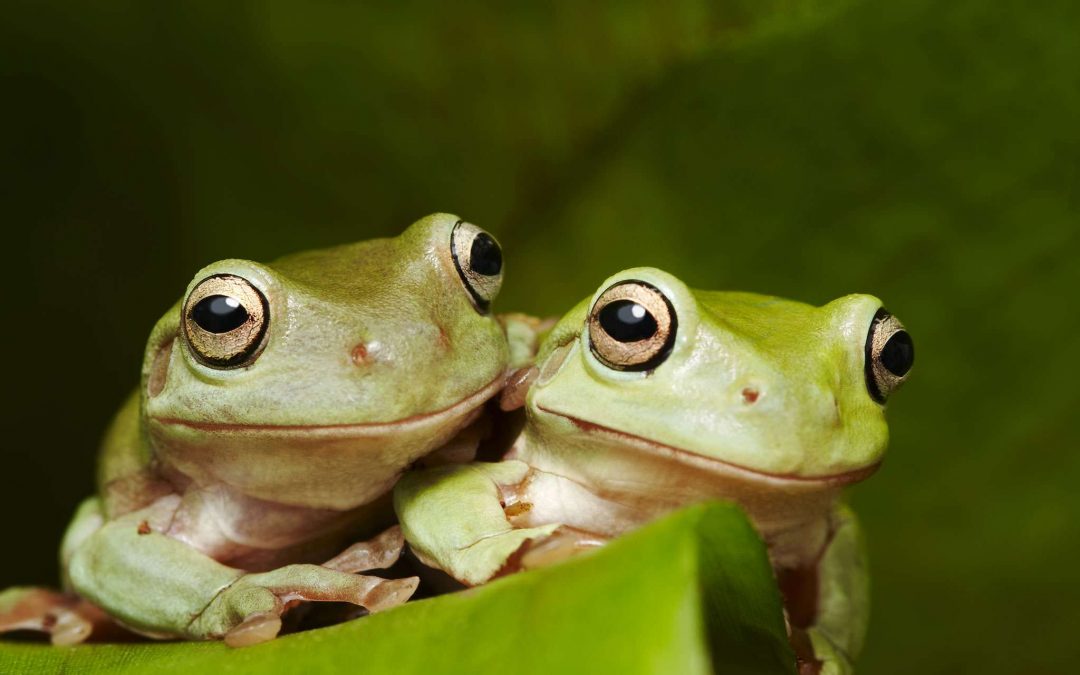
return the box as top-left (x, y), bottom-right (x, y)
top-left (1, 1), bottom-right (1077, 672)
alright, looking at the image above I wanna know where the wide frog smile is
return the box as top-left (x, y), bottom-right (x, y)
top-left (535, 403), bottom-right (881, 488)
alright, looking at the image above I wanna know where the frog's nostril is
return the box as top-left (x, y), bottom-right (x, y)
top-left (435, 324), bottom-right (451, 350)
top-left (350, 343), bottom-right (369, 366)
top-left (829, 394), bottom-right (843, 427)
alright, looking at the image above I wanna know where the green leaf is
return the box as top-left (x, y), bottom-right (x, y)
top-left (0, 503), bottom-right (794, 675)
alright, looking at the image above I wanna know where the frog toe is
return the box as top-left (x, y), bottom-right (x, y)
top-left (223, 611), bottom-right (283, 648)
top-left (0, 587), bottom-right (107, 645)
top-left (360, 577), bottom-right (419, 613)
top-left (242, 564), bottom-right (419, 613)
top-left (322, 526), bottom-right (406, 574)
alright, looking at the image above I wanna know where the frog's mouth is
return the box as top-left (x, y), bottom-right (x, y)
top-left (151, 374), bottom-right (504, 436)
top-left (536, 405), bottom-right (880, 488)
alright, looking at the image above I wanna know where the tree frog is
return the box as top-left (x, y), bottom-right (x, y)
top-left (394, 267), bottom-right (914, 675)
top-left (0, 214), bottom-right (520, 646)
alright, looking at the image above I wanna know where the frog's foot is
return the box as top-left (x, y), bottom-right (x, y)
top-left (322, 525), bottom-right (406, 574)
top-left (430, 523), bottom-right (561, 585)
top-left (0, 587), bottom-right (115, 646)
top-left (273, 526), bottom-right (415, 632)
top-left (509, 526), bottom-right (606, 573)
top-left (197, 564), bottom-right (418, 647)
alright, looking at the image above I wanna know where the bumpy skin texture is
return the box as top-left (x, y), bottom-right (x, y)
top-left (1, 214), bottom-right (519, 645)
top-left (396, 267), bottom-right (911, 674)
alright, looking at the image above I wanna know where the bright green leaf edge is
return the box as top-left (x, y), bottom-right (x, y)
top-left (0, 503), bottom-right (795, 675)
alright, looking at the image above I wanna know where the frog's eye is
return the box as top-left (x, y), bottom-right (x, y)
top-left (451, 220), bottom-right (503, 312)
top-left (182, 274), bottom-right (270, 368)
top-left (865, 308), bottom-right (914, 403)
top-left (588, 281), bottom-right (677, 372)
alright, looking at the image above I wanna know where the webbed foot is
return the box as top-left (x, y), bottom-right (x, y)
top-left (198, 527), bottom-right (418, 647)
top-left (205, 564), bottom-right (417, 647)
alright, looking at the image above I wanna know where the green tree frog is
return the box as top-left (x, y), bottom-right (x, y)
top-left (394, 267), bottom-right (914, 675)
top-left (0, 214), bottom-right (521, 646)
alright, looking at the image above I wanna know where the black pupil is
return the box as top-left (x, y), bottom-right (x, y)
top-left (192, 295), bottom-right (249, 333)
top-left (469, 233), bottom-right (502, 276)
top-left (881, 331), bottom-right (914, 376)
top-left (599, 300), bottom-right (658, 342)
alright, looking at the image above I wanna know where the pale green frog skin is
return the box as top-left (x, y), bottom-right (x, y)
top-left (0, 214), bottom-right (525, 646)
top-left (395, 267), bottom-right (914, 675)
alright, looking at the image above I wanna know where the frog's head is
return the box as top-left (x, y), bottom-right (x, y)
top-left (141, 214), bottom-right (510, 508)
top-left (526, 267), bottom-right (914, 488)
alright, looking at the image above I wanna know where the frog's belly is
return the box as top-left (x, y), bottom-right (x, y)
top-left (160, 484), bottom-right (392, 571)
top-left (509, 468), bottom-right (835, 570)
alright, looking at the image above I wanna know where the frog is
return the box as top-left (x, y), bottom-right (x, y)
top-left (394, 267), bottom-right (914, 675)
top-left (0, 213), bottom-right (526, 647)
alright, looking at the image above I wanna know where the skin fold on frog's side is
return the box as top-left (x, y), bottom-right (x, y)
top-left (0, 213), bottom-right (535, 647)
top-left (394, 267), bottom-right (914, 675)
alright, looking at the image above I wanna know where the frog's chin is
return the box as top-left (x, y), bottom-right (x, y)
top-left (149, 373), bottom-right (504, 438)
top-left (534, 405), bottom-right (881, 489)
top-left (144, 374), bottom-right (507, 510)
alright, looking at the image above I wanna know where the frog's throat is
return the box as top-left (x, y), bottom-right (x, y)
top-left (534, 404), bottom-right (880, 488)
top-left (150, 373), bottom-right (505, 436)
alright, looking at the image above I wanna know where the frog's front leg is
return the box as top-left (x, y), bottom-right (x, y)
top-left (394, 461), bottom-right (560, 585)
top-left (786, 504), bottom-right (869, 675)
top-left (66, 496), bottom-right (417, 646)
